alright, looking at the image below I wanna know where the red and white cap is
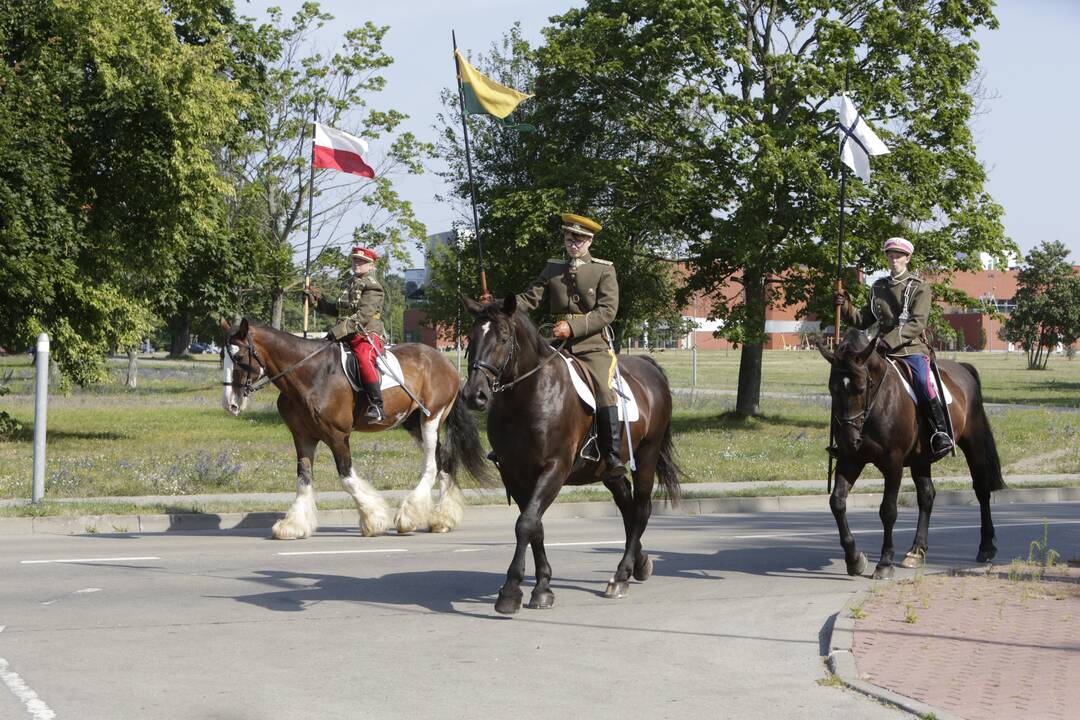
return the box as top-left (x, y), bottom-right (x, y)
top-left (882, 237), bottom-right (914, 255)
top-left (351, 247), bottom-right (377, 262)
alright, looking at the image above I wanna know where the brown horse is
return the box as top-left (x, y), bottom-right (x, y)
top-left (819, 329), bottom-right (1005, 579)
top-left (220, 318), bottom-right (490, 538)
top-left (461, 296), bottom-right (682, 614)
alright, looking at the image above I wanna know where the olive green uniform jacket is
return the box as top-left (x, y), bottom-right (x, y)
top-left (315, 273), bottom-right (385, 339)
top-left (841, 271), bottom-right (931, 357)
top-left (515, 250), bottom-right (619, 405)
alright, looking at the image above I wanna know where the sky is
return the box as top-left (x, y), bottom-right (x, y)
top-left (242, 0), bottom-right (1080, 268)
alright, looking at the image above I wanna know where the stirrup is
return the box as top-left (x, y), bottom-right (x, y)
top-left (365, 404), bottom-right (384, 421)
top-left (930, 431), bottom-right (953, 455)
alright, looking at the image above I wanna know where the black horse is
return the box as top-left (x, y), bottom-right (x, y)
top-left (819, 329), bottom-right (1005, 579)
top-left (461, 296), bottom-right (682, 614)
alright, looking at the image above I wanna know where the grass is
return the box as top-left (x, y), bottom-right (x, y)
top-left (1, 349), bottom-right (1078, 507)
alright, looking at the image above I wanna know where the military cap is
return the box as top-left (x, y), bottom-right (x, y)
top-left (560, 213), bottom-right (602, 238)
top-left (351, 246), bottom-right (378, 262)
top-left (882, 237), bottom-right (914, 255)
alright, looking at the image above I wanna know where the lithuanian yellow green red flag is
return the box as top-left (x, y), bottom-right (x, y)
top-left (455, 49), bottom-right (534, 131)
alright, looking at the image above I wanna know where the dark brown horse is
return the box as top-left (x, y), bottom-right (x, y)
top-left (461, 296), bottom-right (682, 614)
top-left (220, 318), bottom-right (489, 538)
top-left (819, 329), bottom-right (1005, 579)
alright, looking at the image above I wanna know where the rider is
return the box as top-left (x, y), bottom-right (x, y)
top-left (305, 246), bottom-right (386, 421)
top-left (514, 213), bottom-right (625, 479)
top-left (835, 236), bottom-right (954, 457)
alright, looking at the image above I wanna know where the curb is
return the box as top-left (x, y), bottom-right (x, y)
top-left (1, 486), bottom-right (1078, 536)
top-left (827, 590), bottom-right (964, 720)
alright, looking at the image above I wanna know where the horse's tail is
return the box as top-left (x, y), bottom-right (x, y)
top-left (438, 393), bottom-right (496, 486)
top-left (636, 356), bottom-right (683, 505)
top-left (960, 362), bottom-right (1006, 492)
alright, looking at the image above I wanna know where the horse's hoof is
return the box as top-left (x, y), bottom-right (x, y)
top-left (604, 579), bottom-right (630, 599)
top-left (271, 520), bottom-right (310, 540)
top-left (633, 555), bottom-right (653, 582)
top-left (495, 589), bottom-right (522, 615)
top-left (872, 564), bottom-right (895, 580)
top-left (900, 551), bottom-right (924, 569)
top-left (428, 524), bottom-right (451, 534)
top-left (976, 548), bottom-right (997, 563)
top-left (846, 552), bottom-right (868, 576)
top-left (526, 589), bottom-right (555, 609)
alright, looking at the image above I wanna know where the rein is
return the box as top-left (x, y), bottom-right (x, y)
top-left (832, 364), bottom-right (886, 434)
top-left (470, 329), bottom-right (567, 393)
top-left (224, 337), bottom-right (334, 397)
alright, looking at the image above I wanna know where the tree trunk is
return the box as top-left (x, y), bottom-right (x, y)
top-left (735, 270), bottom-right (766, 417)
top-left (125, 349), bottom-right (137, 389)
top-left (170, 313), bottom-right (192, 357)
top-left (271, 287), bottom-right (285, 330)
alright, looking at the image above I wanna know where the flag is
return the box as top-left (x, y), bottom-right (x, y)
top-left (312, 123), bottom-right (375, 178)
top-left (455, 49), bottom-right (534, 131)
top-left (838, 95), bottom-right (889, 181)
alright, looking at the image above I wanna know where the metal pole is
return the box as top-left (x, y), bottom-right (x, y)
top-left (304, 112), bottom-right (317, 338)
top-left (451, 31), bottom-right (490, 301)
top-left (32, 333), bottom-right (49, 503)
top-left (692, 346), bottom-right (698, 388)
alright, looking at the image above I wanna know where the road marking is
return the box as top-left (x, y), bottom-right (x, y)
top-left (276, 549), bottom-right (408, 556)
top-left (20, 556), bottom-right (160, 565)
top-left (0, 657), bottom-right (56, 720)
top-left (453, 548), bottom-right (481, 553)
top-left (547, 540), bottom-right (625, 547)
top-left (728, 518), bottom-right (1080, 541)
top-left (75, 588), bottom-right (101, 594)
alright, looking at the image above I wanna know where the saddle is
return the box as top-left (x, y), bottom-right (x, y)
top-left (561, 353), bottom-right (639, 421)
top-left (337, 343), bottom-right (403, 392)
top-left (885, 357), bottom-right (952, 406)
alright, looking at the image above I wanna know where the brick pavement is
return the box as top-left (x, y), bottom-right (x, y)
top-left (852, 565), bottom-right (1080, 720)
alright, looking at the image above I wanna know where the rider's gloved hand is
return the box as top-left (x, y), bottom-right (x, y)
top-left (553, 321), bottom-right (572, 340)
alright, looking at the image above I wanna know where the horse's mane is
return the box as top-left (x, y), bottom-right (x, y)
top-left (475, 301), bottom-right (553, 359)
top-left (836, 328), bottom-right (871, 363)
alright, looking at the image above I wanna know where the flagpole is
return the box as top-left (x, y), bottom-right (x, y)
top-left (451, 30), bottom-right (490, 302)
top-left (304, 110), bottom-right (317, 338)
top-left (828, 71), bottom-right (851, 495)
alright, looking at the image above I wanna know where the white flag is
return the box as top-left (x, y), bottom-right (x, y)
top-left (838, 95), bottom-right (889, 181)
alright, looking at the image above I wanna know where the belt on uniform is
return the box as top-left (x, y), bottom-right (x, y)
top-left (555, 313), bottom-right (585, 321)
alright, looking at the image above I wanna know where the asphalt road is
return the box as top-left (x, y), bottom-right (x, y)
top-left (2, 502), bottom-right (1078, 720)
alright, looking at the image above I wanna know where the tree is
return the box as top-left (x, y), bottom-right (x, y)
top-left (510, 0), bottom-right (1011, 415)
top-left (427, 27), bottom-right (688, 349)
top-left (1002, 241), bottom-right (1080, 370)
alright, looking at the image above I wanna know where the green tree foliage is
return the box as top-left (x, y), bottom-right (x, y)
top-left (429, 27), bottom-right (687, 349)
top-left (442, 1), bottom-right (1011, 415)
top-left (1002, 241), bottom-right (1080, 370)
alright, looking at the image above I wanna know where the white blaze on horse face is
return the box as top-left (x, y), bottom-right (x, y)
top-left (480, 321), bottom-right (491, 342)
top-left (221, 344), bottom-right (247, 415)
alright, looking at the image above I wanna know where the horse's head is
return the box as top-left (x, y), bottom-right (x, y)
top-left (817, 329), bottom-right (886, 452)
top-left (461, 295), bottom-right (519, 411)
top-left (219, 318), bottom-right (265, 416)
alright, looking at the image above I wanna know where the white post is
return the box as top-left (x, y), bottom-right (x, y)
top-left (32, 333), bottom-right (49, 503)
top-left (692, 346), bottom-right (698, 388)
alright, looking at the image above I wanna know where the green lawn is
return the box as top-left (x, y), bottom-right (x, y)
top-left (1, 349), bottom-right (1077, 502)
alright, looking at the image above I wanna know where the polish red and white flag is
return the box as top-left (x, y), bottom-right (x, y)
top-left (312, 123), bottom-right (375, 178)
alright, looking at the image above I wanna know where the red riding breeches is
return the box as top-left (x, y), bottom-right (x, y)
top-left (348, 333), bottom-right (384, 384)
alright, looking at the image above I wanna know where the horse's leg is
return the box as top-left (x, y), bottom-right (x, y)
top-left (497, 466), bottom-right (562, 615)
top-left (831, 458), bottom-right (867, 576)
top-left (271, 433), bottom-right (320, 540)
top-left (872, 464), bottom-right (903, 580)
top-left (395, 408), bottom-right (444, 534)
top-left (958, 433), bottom-right (998, 562)
top-left (601, 473), bottom-right (636, 598)
top-left (328, 434), bottom-right (392, 537)
top-left (901, 463), bottom-right (935, 568)
top-left (430, 469), bottom-right (464, 534)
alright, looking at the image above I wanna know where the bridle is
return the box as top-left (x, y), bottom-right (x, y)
top-left (223, 335), bottom-right (333, 398)
top-left (469, 321), bottom-right (566, 394)
top-left (831, 363), bottom-right (885, 442)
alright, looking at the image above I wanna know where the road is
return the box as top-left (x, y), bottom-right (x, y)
top-left (2, 502), bottom-right (1078, 720)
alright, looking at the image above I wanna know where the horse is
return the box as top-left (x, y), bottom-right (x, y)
top-left (818, 329), bottom-right (1005, 579)
top-left (460, 296), bottom-right (682, 615)
top-left (219, 318), bottom-right (490, 538)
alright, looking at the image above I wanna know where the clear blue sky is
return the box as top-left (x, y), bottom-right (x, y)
top-left (244, 0), bottom-right (1080, 266)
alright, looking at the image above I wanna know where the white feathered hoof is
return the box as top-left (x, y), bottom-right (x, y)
top-left (430, 485), bottom-right (465, 533)
top-left (358, 503), bottom-right (393, 537)
top-left (394, 492), bottom-right (433, 534)
top-left (272, 517), bottom-right (313, 540)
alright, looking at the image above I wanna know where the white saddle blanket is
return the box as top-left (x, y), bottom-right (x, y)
top-left (562, 356), bottom-right (640, 422)
top-left (339, 345), bottom-right (403, 392)
top-left (887, 358), bottom-right (953, 406)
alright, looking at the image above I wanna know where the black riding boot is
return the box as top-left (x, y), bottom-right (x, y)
top-left (924, 400), bottom-right (953, 457)
top-left (362, 382), bottom-right (384, 421)
top-left (596, 406), bottom-right (626, 479)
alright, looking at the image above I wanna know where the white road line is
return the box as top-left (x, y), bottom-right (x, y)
top-left (452, 548), bottom-right (481, 553)
top-left (547, 540), bottom-right (625, 547)
top-left (20, 556), bottom-right (160, 565)
top-left (0, 657), bottom-right (56, 720)
top-left (728, 518), bottom-right (1080, 541)
top-left (276, 549), bottom-right (408, 556)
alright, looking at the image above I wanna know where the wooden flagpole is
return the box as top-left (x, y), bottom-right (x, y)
top-left (451, 31), bottom-right (490, 302)
top-left (303, 110), bottom-right (317, 338)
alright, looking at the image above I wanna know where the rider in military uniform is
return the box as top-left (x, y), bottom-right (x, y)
top-left (835, 236), bottom-right (953, 456)
top-left (305, 246), bottom-right (387, 421)
top-left (515, 213), bottom-right (625, 479)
